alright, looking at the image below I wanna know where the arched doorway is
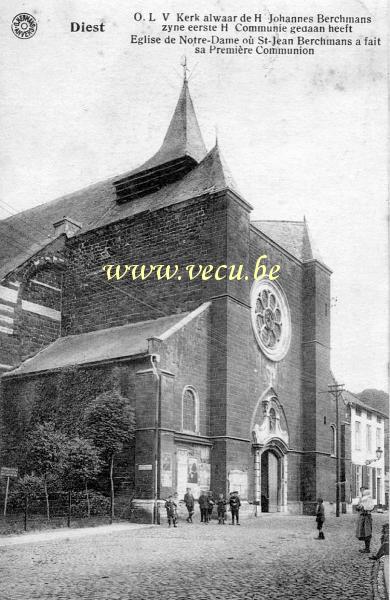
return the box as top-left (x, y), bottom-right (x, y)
top-left (261, 449), bottom-right (281, 512)
top-left (251, 392), bottom-right (289, 513)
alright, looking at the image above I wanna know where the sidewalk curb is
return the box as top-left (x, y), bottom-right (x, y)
top-left (0, 522), bottom-right (155, 547)
top-left (371, 556), bottom-right (389, 600)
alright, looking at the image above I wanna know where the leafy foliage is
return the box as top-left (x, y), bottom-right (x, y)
top-left (83, 391), bottom-right (135, 459)
top-left (62, 436), bottom-right (103, 491)
top-left (25, 422), bottom-right (69, 484)
top-left (8, 474), bottom-right (45, 510)
top-left (83, 391), bottom-right (135, 519)
top-left (6, 385), bottom-right (136, 521)
top-left (71, 491), bottom-right (111, 517)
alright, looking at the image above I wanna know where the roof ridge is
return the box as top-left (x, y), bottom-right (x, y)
top-left (0, 83), bottom-right (207, 224)
top-left (59, 311), bottom-right (191, 340)
top-left (343, 389), bottom-right (388, 417)
top-left (4, 311), bottom-right (191, 377)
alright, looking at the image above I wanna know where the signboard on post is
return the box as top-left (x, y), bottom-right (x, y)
top-left (1, 467), bottom-right (18, 478)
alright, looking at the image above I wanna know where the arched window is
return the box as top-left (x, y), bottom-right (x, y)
top-left (269, 408), bottom-right (277, 432)
top-left (330, 425), bottom-right (336, 456)
top-left (182, 387), bottom-right (199, 433)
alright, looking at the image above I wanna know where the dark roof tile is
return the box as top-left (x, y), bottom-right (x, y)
top-left (0, 145), bottom-right (239, 280)
top-left (5, 312), bottom-right (188, 376)
top-left (252, 219), bottom-right (324, 264)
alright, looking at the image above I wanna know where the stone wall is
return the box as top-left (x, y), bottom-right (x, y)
top-left (62, 192), bottom-right (232, 336)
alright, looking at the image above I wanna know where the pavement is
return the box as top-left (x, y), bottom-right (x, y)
top-left (0, 522), bottom-right (154, 547)
top-left (0, 512), bottom-right (387, 600)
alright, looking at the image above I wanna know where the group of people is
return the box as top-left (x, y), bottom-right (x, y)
top-left (166, 485), bottom-right (388, 564)
top-left (164, 489), bottom-right (241, 527)
top-left (315, 486), bottom-right (388, 561)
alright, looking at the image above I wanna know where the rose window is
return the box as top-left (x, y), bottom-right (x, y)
top-left (251, 280), bottom-right (291, 361)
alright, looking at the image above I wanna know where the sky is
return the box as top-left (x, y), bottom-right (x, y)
top-left (0, 0), bottom-right (388, 392)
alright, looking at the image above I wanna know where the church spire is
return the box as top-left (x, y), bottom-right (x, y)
top-left (114, 76), bottom-right (207, 203)
top-left (149, 77), bottom-right (207, 168)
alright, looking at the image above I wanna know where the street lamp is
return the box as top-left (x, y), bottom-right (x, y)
top-left (365, 447), bottom-right (383, 466)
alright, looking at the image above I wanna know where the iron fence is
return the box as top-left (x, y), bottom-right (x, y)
top-left (0, 490), bottom-right (142, 533)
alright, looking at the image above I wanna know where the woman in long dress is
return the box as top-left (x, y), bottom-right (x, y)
top-left (356, 488), bottom-right (375, 553)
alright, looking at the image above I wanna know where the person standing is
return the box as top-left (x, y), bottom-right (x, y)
top-left (207, 491), bottom-right (215, 522)
top-left (217, 494), bottom-right (227, 524)
top-left (356, 488), bottom-right (375, 553)
top-left (165, 495), bottom-right (178, 528)
top-left (199, 491), bottom-right (209, 523)
top-left (229, 491), bottom-right (241, 525)
top-left (184, 488), bottom-right (195, 523)
top-left (315, 498), bottom-right (325, 539)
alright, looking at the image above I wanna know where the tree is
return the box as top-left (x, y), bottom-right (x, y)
top-left (62, 436), bottom-right (103, 517)
top-left (14, 474), bottom-right (44, 495)
top-left (25, 422), bottom-right (69, 519)
top-left (8, 474), bottom-right (44, 512)
top-left (83, 391), bottom-right (135, 521)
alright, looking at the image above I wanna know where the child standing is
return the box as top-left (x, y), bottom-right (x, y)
top-left (165, 495), bottom-right (178, 528)
top-left (207, 491), bottom-right (215, 522)
top-left (315, 498), bottom-right (325, 539)
top-left (199, 491), bottom-right (209, 523)
top-left (184, 487), bottom-right (194, 523)
top-left (229, 491), bottom-right (241, 525)
top-left (217, 494), bottom-right (227, 524)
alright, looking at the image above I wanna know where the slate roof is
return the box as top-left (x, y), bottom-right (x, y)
top-left (0, 77), bottom-right (323, 282)
top-left (0, 142), bottom-right (243, 281)
top-left (0, 79), bottom-right (211, 281)
top-left (252, 219), bottom-right (325, 264)
top-left (342, 390), bottom-right (388, 419)
top-left (4, 312), bottom-right (188, 376)
top-left (129, 79), bottom-right (207, 175)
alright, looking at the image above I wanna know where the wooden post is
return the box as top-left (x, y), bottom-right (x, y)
top-left (3, 476), bottom-right (10, 517)
top-left (67, 491), bottom-right (71, 528)
top-left (336, 390), bottom-right (340, 517)
top-left (328, 383), bottom-right (345, 518)
top-left (109, 455), bottom-right (114, 525)
top-left (24, 497), bottom-right (28, 532)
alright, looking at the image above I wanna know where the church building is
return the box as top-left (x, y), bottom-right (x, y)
top-left (0, 75), bottom-right (350, 516)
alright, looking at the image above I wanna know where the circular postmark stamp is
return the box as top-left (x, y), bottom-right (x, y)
top-left (11, 13), bottom-right (37, 39)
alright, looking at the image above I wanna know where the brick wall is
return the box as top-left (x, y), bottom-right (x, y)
top-left (157, 307), bottom-right (210, 436)
top-left (62, 192), bottom-right (231, 336)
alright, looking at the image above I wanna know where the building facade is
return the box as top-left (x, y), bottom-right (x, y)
top-left (344, 391), bottom-right (387, 507)
top-left (0, 78), bottom-right (351, 515)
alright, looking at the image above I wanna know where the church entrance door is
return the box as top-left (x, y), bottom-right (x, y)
top-left (261, 449), bottom-right (281, 512)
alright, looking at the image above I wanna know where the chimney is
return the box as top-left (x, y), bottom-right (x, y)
top-left (53, 216), bottom-right (82, 238)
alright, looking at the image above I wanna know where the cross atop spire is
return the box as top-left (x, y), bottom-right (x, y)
top-left (181, 56), bottom-right (189, 82)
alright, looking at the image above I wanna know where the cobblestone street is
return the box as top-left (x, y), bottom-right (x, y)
top-left (0, 513), bottom-right (387, 600)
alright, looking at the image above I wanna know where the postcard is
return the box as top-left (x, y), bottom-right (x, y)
top-left (0, 1), bottom-right (388, 599)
